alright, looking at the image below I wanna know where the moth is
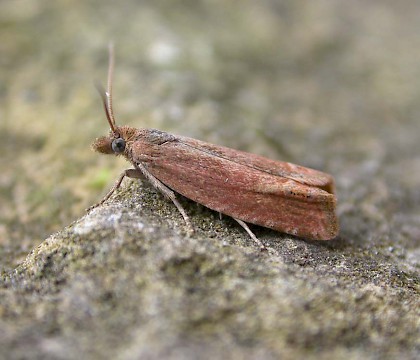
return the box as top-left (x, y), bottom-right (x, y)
top-left (90, 45), bottom-right (339, 249)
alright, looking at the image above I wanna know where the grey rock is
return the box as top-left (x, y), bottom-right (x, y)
top-left (1, 180), bottom-right (419, 359)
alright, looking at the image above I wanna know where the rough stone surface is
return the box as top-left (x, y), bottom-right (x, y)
top-left (1, 1), bottom-right (419, 359)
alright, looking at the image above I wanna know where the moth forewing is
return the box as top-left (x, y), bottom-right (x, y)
top-left (175, 135), bottom-right (336, 194)
top-left (129, 129), bottom-right (339, 240)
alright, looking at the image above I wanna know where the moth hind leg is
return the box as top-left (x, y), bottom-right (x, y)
top-left (233, 218), bottom-right (266, 251)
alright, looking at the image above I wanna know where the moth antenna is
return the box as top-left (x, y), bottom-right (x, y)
top-left (106, 42), bottom-right (116, 128)
top-left (95, 82), bottom-right (118, 135)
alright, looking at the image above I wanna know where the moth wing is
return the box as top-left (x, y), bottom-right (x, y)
top-left (177, 136), bottom-right (335, 194)
top-left (133, 135), bottom-right (338, 240)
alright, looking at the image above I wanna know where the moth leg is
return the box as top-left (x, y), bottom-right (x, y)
top-left (87, 168), bottom-right (142, 212)
top-left (233, 218), bottom-right (266, 251)
top-left (135, 163), bottom-right (193, 234)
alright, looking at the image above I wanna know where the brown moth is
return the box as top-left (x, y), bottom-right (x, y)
top-left (90, 45), bottom-right (339, 249)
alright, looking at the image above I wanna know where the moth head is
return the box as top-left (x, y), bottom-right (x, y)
top-left (92, 132), bottom-right (126, 155)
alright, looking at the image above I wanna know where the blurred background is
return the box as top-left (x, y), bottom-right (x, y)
top-left (1, 0), bottom-right (419, 271)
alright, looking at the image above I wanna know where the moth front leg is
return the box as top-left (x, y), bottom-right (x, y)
top-left (87, 168), bottom-right (143, 212)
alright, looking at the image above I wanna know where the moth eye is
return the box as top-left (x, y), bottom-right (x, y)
top-left (111, 138), bottom-right (126, 153)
